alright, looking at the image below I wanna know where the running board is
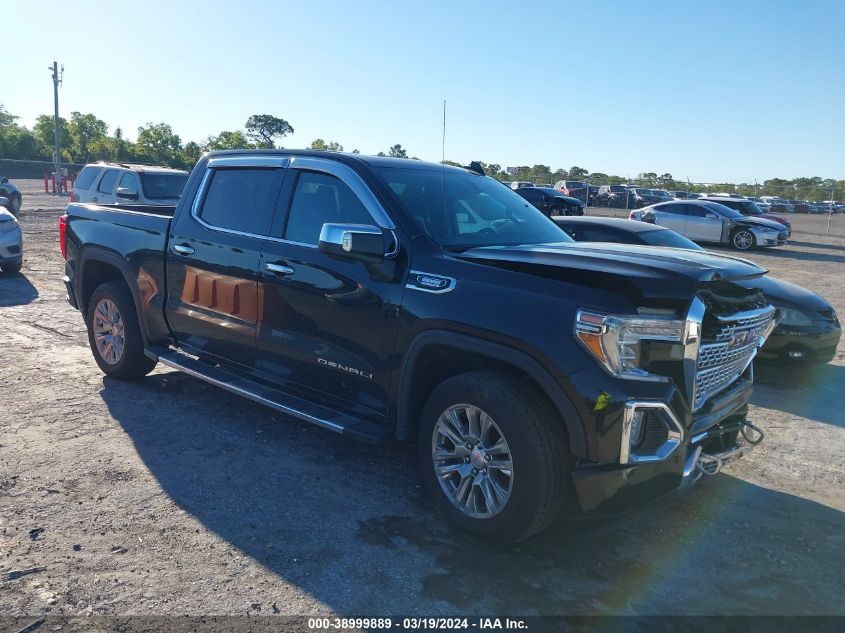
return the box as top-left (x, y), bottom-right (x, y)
top-left (145, 346), bottom-right (391, 445)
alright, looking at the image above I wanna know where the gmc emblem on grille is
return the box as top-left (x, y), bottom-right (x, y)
top-left (728, 328), bottom-right (760, 349)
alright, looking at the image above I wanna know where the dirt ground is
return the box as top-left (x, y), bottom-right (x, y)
top-left (1, 200), bottom-right (844, 618)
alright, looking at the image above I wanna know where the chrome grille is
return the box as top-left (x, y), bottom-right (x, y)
top-left (694, 308), bottom-right (776, 409)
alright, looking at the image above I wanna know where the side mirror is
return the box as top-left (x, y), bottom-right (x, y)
top-left (0, 196), bottom-right (9, 209)
top-left (116, 187), bottom-right (139, 201)
top-left (0, 177), bottom-right (8, 184)
top-left (318, 224), bottom-right (394, 263)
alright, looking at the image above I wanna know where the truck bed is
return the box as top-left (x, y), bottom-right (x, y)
top-left (63, 202), bottom-right (174, 344)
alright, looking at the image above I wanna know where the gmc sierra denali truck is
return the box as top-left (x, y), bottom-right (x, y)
top-left (61, 150), bottom-right (777, 542)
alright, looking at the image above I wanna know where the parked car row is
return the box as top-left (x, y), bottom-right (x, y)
top-left (505, 180), bottom-right (845, 213)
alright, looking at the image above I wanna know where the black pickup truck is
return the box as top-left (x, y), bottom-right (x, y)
top-left (61, 150), bottom-right (777, 542)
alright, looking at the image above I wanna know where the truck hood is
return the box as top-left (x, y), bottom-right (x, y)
top-left (457, 242), bottom-right (767, 302)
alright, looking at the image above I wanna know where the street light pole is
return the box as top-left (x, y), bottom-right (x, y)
top-left (49, 61), bottom-right (62, 194)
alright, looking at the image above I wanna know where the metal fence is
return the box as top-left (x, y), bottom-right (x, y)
top-left (0, 158), bottom-right (85, 196)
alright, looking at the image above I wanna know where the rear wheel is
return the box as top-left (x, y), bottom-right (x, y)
top-left (731, 229), bottom-right (756, 250)
top-left (418, 371), bottom-right (571, 543)
top-left (86, 281), bottom-right (157, 379)
top-left (8, 194), bottom-right (21, 215)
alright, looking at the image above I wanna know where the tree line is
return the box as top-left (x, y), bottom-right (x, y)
top-left (0, 104), bottom-right (840, 200)
top-left (0, 104), bottom-right (413, 171)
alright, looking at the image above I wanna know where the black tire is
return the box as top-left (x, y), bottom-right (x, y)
top-left (7, 193), bottom-right (21, 215)
top-left (731, 228), bottom-right (756, 251)
top-left (1, 259), bottom-right (22, 275)
top-left (418, 370), bottom-right (571, 544)
top-left (86, 281), bottom-right (157, 379)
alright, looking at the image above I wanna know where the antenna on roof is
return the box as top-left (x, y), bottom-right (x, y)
top-left (442, 100), bottom-right (446, 164)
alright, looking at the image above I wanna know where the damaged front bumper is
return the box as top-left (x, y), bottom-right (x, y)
top-left (680, 418), bottom-right (764, 488)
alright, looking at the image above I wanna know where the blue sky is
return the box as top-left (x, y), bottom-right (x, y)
top-left (4, 0), bottom-right (843, 182)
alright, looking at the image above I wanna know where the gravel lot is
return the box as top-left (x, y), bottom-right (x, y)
top-left (2, 200), bottom-right (844, 618)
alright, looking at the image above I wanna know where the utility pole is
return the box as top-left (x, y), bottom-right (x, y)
top-left (49, 61), bottom-right (62, 195)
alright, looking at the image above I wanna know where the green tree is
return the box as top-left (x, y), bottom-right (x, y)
top-left (310, 138), bottom-right (327, 150)
top-left (245, 114), bottom-right (294, 148)
top-left (530, 164), bottom-right (553, 183)
top-left (204, 130), bottom-right (253, 151)
top-left (0, 105), bottom-right (18, 127)
top-left (180, 141), bottom-right (202, 167)
top-left (68, 112), bottom-right (108, 162)
top-left (388, 144), bottom-right (407, 158)
top-left (136, 122), bottom-right (182, 165)
top-left (656, 173), bottom-right (675, 188)
top-left (33, 114), bottom-right (70, 152)
top-left (639, 172), bottom-right (658, 186)
top-left (568, 166), bottom-right (589, 180)
top-left (326, 141), bottom-right (343, 152)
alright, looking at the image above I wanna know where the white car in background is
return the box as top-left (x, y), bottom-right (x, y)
top-left (630, 199), bottom-right (789, 250)
top-left (0, 196), bottom-right (23, 274)
top-left (746, 196), bottom-right (772, 212)
top-left (71, 162), bottom-right (189, 206)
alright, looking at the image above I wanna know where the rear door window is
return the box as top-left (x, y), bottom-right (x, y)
top-left (97, 170), bottom-right (119, 194)
top-left (198, 168), bottom-right (282, 236)
top-left (118, 172), bottom-right (139, 197)
top-left (74, 166), bottom-right (102, 190)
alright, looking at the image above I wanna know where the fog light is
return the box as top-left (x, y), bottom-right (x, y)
top-left (630, 410), bottom-right (646, 448)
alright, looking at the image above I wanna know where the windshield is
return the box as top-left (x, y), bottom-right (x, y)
top-left (639, 228), bottom-right (703, 250)
top-left (140, 172), bottom-right (189, 199)
top-left (374, 167), bottom-right (572, 249)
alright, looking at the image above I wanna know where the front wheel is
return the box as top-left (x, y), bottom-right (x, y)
top-left (86, 281), bottom-right (157, 379)
top-left (732, 229), bottom-right (756, 250)
top-left (418, 371), bottom-right (571, 543)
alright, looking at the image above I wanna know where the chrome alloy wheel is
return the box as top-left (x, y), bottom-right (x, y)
top-left (93, 298), bottom-right (125, 365)
top-left (733, 230), bottom-right (754, 250)
top-left (431, 404), bottom-right (514, 518)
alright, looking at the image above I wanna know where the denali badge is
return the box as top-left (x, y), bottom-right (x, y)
top-left (406, 270), bottom-right (456, 294)
top-left (317, 357), bottom-right (373, 380)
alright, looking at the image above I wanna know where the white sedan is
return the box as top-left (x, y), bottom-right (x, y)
top-left (630, 200), bottom-right (788, 251)
top-left (0, 196), bottom-right (23, 274)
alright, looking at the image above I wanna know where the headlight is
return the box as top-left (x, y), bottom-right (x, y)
top-left (778, 307), bottom-right (813, 327)
top-left (0, 219), bottom-right (19, 235)
top-left (575, 310), bottom-right (685, 378)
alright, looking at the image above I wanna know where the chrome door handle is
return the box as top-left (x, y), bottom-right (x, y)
top-left (265, 263), bottom-right (295, 275)
top-left (171, 243), bottom-right (195, 256)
